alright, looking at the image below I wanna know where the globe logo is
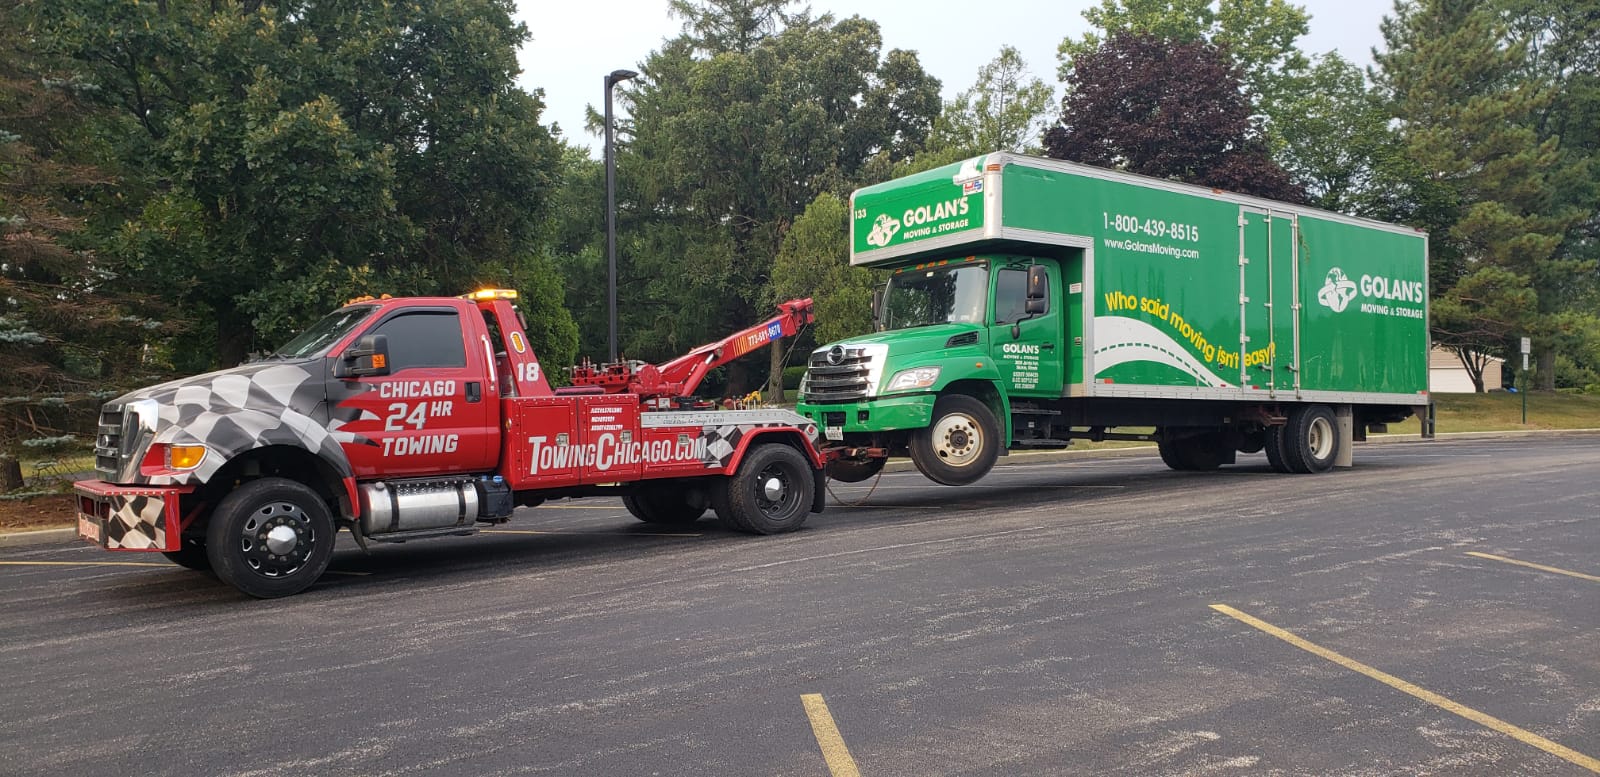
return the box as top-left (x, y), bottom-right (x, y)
top-left (866, 213), bottom-right (901, 247)
top-left (1317, 267), bottom-right (1358, 313)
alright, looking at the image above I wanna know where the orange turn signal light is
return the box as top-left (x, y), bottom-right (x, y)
top-left (168, 445), bottom-right (206, 470)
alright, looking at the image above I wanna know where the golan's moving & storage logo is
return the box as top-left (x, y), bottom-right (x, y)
top-left (1316, 267), bottom-right (1425, 319)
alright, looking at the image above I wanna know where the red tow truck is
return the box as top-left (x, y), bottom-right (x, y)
top-left (75, 291), bottom-right (825, 597)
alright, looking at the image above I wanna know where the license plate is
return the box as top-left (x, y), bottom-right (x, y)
top-left (824, 426), bottom-right (843, 441)
top-left (78, 515), bottom-right (101, 543)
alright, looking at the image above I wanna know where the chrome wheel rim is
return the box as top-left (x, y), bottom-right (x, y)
top-left (237, 502), bottom-right (314, 578)
top-left (930, 412), bottom-right (983, 467)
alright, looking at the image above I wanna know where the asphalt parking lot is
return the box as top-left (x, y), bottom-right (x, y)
top-left (1, 434), bottom-right (1596, 776)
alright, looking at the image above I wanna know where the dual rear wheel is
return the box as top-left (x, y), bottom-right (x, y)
top-left (623, 443), bottom-right (816, 535)
top-left (1159, 404), bottom-right (1342, 475)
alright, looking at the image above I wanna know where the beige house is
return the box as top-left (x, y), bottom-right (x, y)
top-left (1430, 346), bottom-right (1505, 393)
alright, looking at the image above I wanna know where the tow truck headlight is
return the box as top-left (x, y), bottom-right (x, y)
top-left (885, 367), bottom-right (940, 392)
top-left (166, 445), bottom-right (207, 470)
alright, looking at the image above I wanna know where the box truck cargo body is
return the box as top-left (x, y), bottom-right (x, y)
top-left (798, 153), bottom-right (1431, 485)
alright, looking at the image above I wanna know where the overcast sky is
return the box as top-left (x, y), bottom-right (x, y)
top-left (514, 0), bottom-right (1398, 153)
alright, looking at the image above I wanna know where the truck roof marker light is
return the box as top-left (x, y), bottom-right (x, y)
top-left (985, 163), bottom-right (1001, 171)
top-left (465, 289), bottom-right (519, 300)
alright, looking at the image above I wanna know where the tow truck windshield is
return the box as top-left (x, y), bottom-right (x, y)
top-left (268, 304), bottom-right (379, 360)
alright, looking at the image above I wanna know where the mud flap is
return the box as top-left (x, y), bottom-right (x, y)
top-left (810, 467), bottom-right (826, 513)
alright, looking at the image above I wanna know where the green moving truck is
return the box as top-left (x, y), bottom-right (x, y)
top-left (796, 153), bottom-right (1432, 485)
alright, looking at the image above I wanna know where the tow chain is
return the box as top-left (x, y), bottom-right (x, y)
top-left (824, 466), bottom-right (887, 507)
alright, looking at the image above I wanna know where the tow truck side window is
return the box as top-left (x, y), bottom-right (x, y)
top-left (368, 311), bottom-right (467, 373)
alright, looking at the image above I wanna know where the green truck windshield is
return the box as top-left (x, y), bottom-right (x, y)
top-left (883, 264), bottom-right (988, 329)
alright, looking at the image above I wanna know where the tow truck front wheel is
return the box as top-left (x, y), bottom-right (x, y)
top-left (205, 478), bottom-right (335, 599)
top-left (713, 443), bottom-right (814, 535)
top-left (909, 395), bottom-right (1000, 486)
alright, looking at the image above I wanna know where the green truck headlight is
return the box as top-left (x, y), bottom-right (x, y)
top-left (886, 367), bottom-right (940, 392)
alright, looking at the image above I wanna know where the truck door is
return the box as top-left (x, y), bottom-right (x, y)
top-left (1239, 209), bottom-right (1274, 394)
top-left (1269, 213), bottom-right (1300, 397)
top-left (1239, 208), bottom-right (1298, 397)
top-left (990, 262), bottom-right (1064, 397)
top-left (338, 306), bottom-right (500, 478)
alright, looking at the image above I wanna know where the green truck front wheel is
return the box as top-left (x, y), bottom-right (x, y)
top-left (909, 395), bottom-right (1001, 486)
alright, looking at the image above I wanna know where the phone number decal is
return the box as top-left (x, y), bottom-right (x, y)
top-left (1104, 212), bottom-right (1200, 242)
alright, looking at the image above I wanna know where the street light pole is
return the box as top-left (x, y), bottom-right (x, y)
top-left (604, 68), bottom-right (638, 364)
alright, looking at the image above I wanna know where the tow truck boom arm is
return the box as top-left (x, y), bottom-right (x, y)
top-left (655, 297), bottom-right (814, 398)
top-left (569, 298), bottom-right (815, 401)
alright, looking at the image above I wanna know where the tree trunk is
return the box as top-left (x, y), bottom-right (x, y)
top-left (1537, 349), bottom-right (1556, 391)
top-left (767, 338), bottom-right (785, 403)
top-left (0, 455), bottom-right (23, 492)
top-left (216, 309), bottom-right (255, 368)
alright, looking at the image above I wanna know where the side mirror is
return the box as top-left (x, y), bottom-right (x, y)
top-left (342, 334), bottom-right (390, 378)
top-left (871, 286), bottom-right (885, 331)
top-left (1026, 264), bottom-right (1048, 301)
top-left (1025, 297), bottom-right (1047, 315)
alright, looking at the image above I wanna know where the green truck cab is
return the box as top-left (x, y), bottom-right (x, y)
top-left (797, 153), bottom-right (1432, 485)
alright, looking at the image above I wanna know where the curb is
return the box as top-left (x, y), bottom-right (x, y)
top-left (0, 527), bottom-right (77, 548)
top-left (877, 426), bottom-right (1600, 474)
top-left (4, 428), bottom-right (1595, 547)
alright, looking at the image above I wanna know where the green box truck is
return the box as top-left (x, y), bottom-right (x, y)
top-left (796, 153), bottom-right (1431, 485)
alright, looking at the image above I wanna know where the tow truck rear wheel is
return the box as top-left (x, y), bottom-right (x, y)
top-left (909, 394), bottom-right (1000, 486)
top-left (712, 443), bottom-right (813, 535)
top-left (161, 538), bottom-right (211, 571)
top-left (205, 478), bottom-right (335, 599)
top-left (622, 486), bottom-right (708, 525)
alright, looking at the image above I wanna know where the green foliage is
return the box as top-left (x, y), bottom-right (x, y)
top-left (1057, 0), bottom-right (1310, 104)
top-left (617, 1), bottom-right (938, 392)
top-left (1377, 0), bottom-right (1597, 389)
top-left (770, 193), bottom-right (874, 345)
top-left (0, 0), bottom-right (177, 487)
top-left (1045, 33), bottom-right (1303, 202)
top-left (36, 0), bottom-right (567, 366)
top-left (927, 46), bottom-right (1055, 158)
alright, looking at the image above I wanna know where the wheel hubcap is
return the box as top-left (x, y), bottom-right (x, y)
top-left (264, 525), bottom-right (298, 555)
top-left (1308, 417), bottom-right (1334, 460)
top-left (931, 413), bottom-right (983, 466)
top-left (762, 476), bottom-right (785, 501)
top-left (756, 465), bottom-right (799, 516)
top-left (238, 502), bottom-right (313, 578)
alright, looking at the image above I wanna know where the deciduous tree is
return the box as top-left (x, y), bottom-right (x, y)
top-left (1045, 33), bottom-right (1302, 202)
top-left (618, 1), bottom-right (938, 393)
top-left (36, 0), bottom-right (569, 367)
top-left (928, 46), bottom-right (1056, 159)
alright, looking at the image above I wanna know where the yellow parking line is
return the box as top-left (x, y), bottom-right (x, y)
top-left (486, 530), bottom-right (702, 538)
top-left (801, 694), bottom-right (862, 777)
top-left (0, 560), bottom-right (170, 568)
top-left (1465, 552), bottom-right (1600, 583)
top-left (1211, 604), bottom-right (1600, 773)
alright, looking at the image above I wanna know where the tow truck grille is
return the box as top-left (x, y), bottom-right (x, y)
top-left (804, 346), bottom-right (872, 403)
top-left (94, 405), bottom-right (124, 479)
